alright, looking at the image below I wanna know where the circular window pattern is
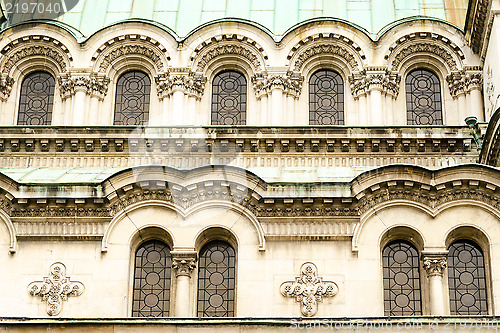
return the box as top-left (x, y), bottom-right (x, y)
top-left (211, 71), bottom-right (247, 125)
top-left (18, 71), bottom-right (55, 126)
top-left (309, 70), bottom-right (344, 125)
top-left (405, 69), bottom-right (442, 125)
top-left (114, 71), bottom-right (151, 125)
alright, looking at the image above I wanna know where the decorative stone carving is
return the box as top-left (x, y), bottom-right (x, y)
top-left (391, 43), bottom-right (458, 71)
top-left (58, 72), bottom-right (110, 100)
top-left (155, 72), bottom-right (207, 100)
top-left (98, 45), bottom-right (165, 73)
top-left (280, 262), bottom-right (338, 317)
top-left (196, 44), bottom-right (262, 72)
top-left (423, 256), bottom-right (447, 277)
top-left (0, 74), bottom-right (14, 101)
top-left (172, 257), bottom-right (197, 277)
top-left (27, 262), bottom-right (84, 316)
top-left (349, 69), bottom-right (401, 98)
top-left (2, 45), bottom-right (68, 74)
top-left (251, 72), bottom-right (304, 99)
top-left (447, 70), bottom-right (483, 97)
top-left (293, 44), bottom-right (359, 71)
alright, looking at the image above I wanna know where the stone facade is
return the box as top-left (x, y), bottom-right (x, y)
top-left (0, 0), bottom-right (500, 331)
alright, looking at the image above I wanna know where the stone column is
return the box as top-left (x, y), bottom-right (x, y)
top-left (171, 251), bottom-right (197, 317)
top-left (465, 72), bottom-right (484, 122)
top-left (422, 252), bottom-right (448, 315)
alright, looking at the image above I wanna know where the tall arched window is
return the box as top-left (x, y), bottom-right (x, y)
top-left (406, 69), bottom-right (443, 125)
top-left (132, 240), bottom-right (172, 317)
top-left (211, 71), bottom-right (246, 125)
top-left (382, 240), bottom-right (422, 315)
top-left (448, 240), bottom-right (488, 315)
top-left (197, 240), bottom-right (236, 317)
top-left (114, 71), bottom-right (151, 125)
top-left (309, 69), bottom-right (344, 125)
top-left (17, 71), bottom-right (55, 125)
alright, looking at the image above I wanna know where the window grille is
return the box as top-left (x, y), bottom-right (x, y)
top-left (17, 71), bottom-right (55, 125)
top-left (382, 240), bottom-right (422, 316)
top-left (211, 71), bottom-right (246, 125)
top-left (197, 240), bottom-right (236, 317)
top-left (132, 240), bottom-right (171, 317)
top-left (309, 69), bottom-right (344, 125)
top-left (405, 69), bottom-right (443, 125)
top-left (114, 71), bottom-right (151, 125)
top-left (448, 240), bottom-right (488, 315)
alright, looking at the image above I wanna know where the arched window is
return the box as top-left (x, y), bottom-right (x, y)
top-left (448, 240), bottom-right (488, 315)
top-left (382, 240), bottom-right (422, 315)
top-left (211, 71), bottom-right (246, 125)
top-left (405, 69), bottom-right (443, 125)
top-left (197, 240), bottom-right (236, 317)
top-left (132, 240), bottom-right (172, 317)
top-left (309, 69), bottom-right (344, 125)
top-left (114, 71), bottom-right (151, 125)
top-left (17, 71), bottom-right (55, 125)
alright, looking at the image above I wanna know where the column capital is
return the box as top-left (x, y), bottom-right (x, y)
top-left (252, 71), bottom-right (304, 99)
top-left (171, 251), bottom-right (197, 277)
top-left (155, 72), bottom-right (206, 101)
top-left (422, 251), bottom-right (448, 277)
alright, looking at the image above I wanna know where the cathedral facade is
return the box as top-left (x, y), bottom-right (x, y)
top-left (1, 0), bottom-right (500, 330)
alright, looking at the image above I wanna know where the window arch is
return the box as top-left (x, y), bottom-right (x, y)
top-left (309, 69), bottom-right (344, 125)
top-left (17, 71), bottom-right (55, 125)
top-left (197, 240), bottom-right (236, 317)
top-left (114, 70), bottom-right (151, 125)
top-left (382, 240), bottom-right (422, 316)
top-left (448, 240), bottom-right (488, 315)
top-left (211, 70), bottom-right (246, 125)
top-left (132, 240), bottom-right (172, 317)
top-left (405, 68), bottom-right (443, 125)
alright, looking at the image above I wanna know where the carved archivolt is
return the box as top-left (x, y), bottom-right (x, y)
top-left (190, 35), bottom-right (267, 73)
top-left (293, 44), bottom-right (360, 72)
top-left (391, 42), bottom-right (459, 71)
top-left (91, 35), bottom-right (169, 74)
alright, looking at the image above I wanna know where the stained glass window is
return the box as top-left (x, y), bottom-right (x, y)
top-left (406, 69), bottom-right (443, 125)
top-left (211, 71), bottom-right (246, 125)
top-left (132, 240), bottom-right (171, 317)
top-left (382, 240), bottom-right (422, 316)
top-left (309, 69), bottom-right (344, 125)
top-left (197, 240), bottom-right (236, 317)
top-left (448, 240), bottom-right (488, 315)
top-left (17, 71), bottom-right (55, 125)
top-left (114, 71), bottom-right (151, 125)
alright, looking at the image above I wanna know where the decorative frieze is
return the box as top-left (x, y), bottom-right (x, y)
top-left (280, 262), bottom-right (338, 317)
top-left (27, 262), bottom-right (84, 316)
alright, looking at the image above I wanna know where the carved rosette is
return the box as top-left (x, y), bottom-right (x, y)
top-left (423, 256), bottom-right (447, 277)
top-left (155, 72), bottom-right (206, 100)
top-left (27, 262), bottom-right (84, 316)
top-left (280, 262), bottom-right (338, 317)
top-left (252, 72), bottom-right (304, 99)
top-left (172, 251), bottom-right (196, 277)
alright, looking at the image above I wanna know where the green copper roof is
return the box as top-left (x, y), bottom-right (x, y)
top-left (16, 0), bottom-right (469, 39)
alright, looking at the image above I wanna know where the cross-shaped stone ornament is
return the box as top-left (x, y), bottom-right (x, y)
top-left (280, 262), bottom-right (338, 317)
top-left (28, 262), bottom-right (84, 316)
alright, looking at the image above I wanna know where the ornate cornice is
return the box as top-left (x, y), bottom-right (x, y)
top-left (293, 44), bottom-right (360, 71)
top-left (465, 0), bottom-right (491, 54)
top-left (155, 72), bottom-right (207, 100)
top-left (251, 72), bottom-right (304, 99)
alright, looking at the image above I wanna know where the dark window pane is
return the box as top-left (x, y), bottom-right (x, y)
top-left (406, 69), bottom-right (443, 125)
top-left (197, 240), bottom-right (235, 317)
top-left (309, 69), bottom-right (344, 125)
top-left (382, 240), bottom-right (422, 316)
top-left (448, 240), bottom-right (488, 315)
top-left (211, 71), bottom-right (246, 125)
top-left (114, 71), bottom-right (151, 125)
top-left (17, 71), bottom-right (55, 125)
top-left (132, 240), bottom-right (171, 317)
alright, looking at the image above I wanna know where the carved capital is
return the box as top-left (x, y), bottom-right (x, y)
top-left (464, 72), bottom-right (483, 92)
top-left (422, 255), bottom-right (447, 277)
top-left (58, 72), bottom-right (109, 100)
top-left (171, 251), bottom-right (197, 277)
top-left (0, 74), bottom-right (14, 101)
top-left (349, 69), bottom-right (400, 99)
top-left (155, 72), bottom-right (206, 100)
top-left (251, 72), bottom-right (304, 99)
top-left (446, 71), bottom-right (466, 97)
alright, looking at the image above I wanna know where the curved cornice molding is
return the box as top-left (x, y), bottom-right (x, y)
top-left (480, 107), bottom-right (500, 166)
top-left (91, 34), bottom-right (170, 74)
top-left (190, 35), bottom-right (268, 73)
